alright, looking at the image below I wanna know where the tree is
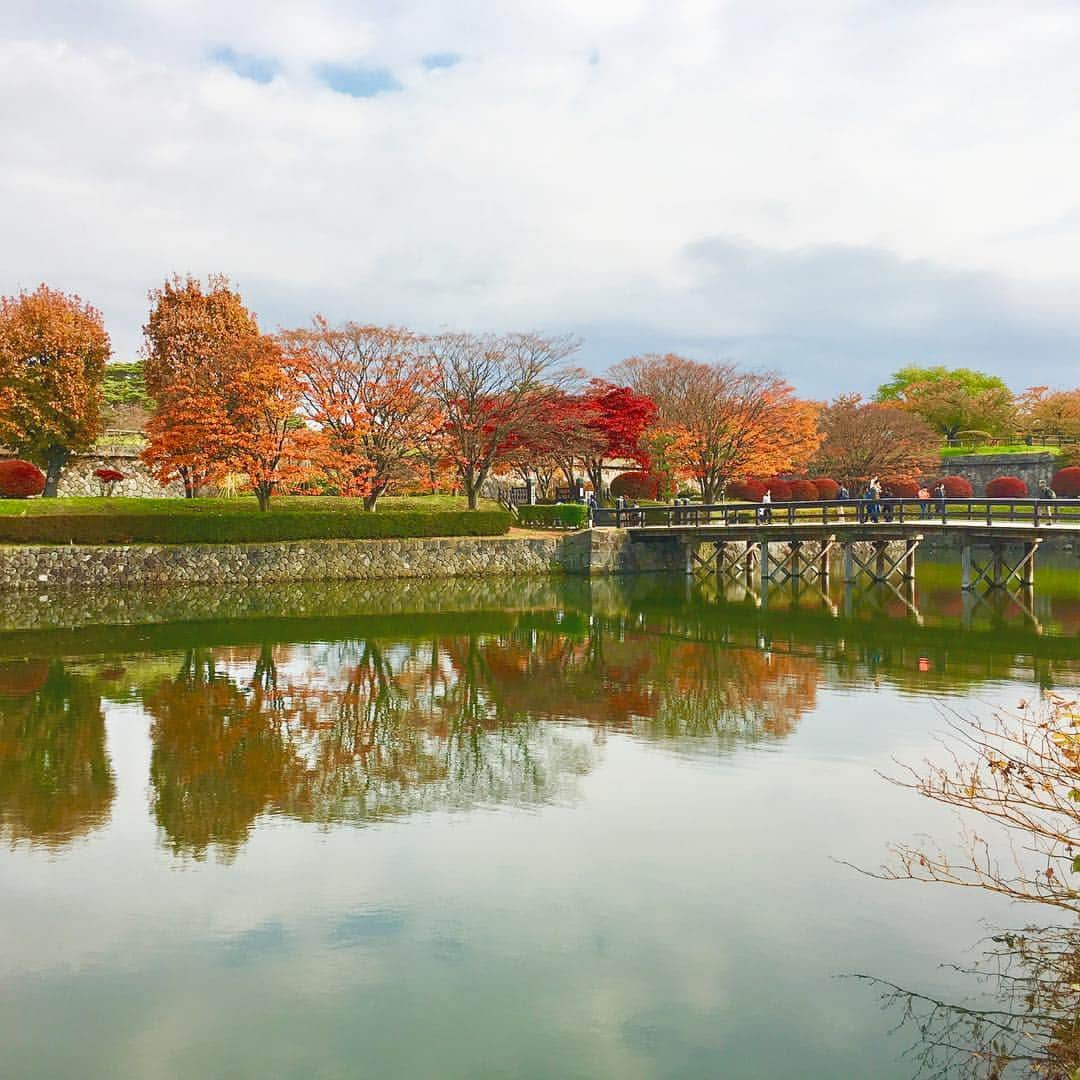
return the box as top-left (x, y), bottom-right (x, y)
top-left (574, 381), bottom-right (657, 502)
top-left (811, 394), bottom-right (939, 486)
top-left (282, 319), bottom-right (443, 509)
top-left (875, 365), bottom-right (1015, 439)
top-left (215, 334), bottom-right (312, 511)
top-left (610, 354), bottom-right (819, 503)
top-left (0, 285), bottom-right (110, 496)
top-left (142, 274), bottom-right (261, 497)
top-left (427, 332), bottom-right (579, 509)
top-left (1019, 386), bottom-right (1080, 440)
top-left (102, 360), bottom-right (151, 432)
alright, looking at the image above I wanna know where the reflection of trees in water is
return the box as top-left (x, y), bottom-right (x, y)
top-left (0, 660), bottom-right (114, 847)
top-left (862, 924), bottom-right (1080, 1078)
top-left (145, 641), bottom-right (595, 859)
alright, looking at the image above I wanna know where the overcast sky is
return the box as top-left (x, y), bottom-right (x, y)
top-left (2, 1), bottom-right (1078, 396)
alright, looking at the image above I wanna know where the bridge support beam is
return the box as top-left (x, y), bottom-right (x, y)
top-left (960, 538), bottom-right (1042, 593)
top-left (838, 536), bottom-right (922, 585)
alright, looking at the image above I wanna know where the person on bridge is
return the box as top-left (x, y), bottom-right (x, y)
top-left (934, 482), bottom-right (947, 518)
top-left (917, 485), bottom-right (931, 519)
top-left (758, 489), bottom-right (772, 523)
top-left (1039, 481), bottom-right (1056, 523)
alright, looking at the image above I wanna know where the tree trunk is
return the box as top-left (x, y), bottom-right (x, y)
top-left (42, 444), bottom-right (70, 498)
top-left (255, 484), bottom-right (272, 511)
top-left (587, 462), bottom-right (605, 505)
top-left (363, 484), bottom-right (386, 512)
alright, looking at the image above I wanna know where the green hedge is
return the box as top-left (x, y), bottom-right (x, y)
top-left (516, 504), bottom-right (589, 529)
top-left (0, 509), bottom-right (513, 546)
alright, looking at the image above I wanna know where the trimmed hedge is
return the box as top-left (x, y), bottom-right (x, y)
top-left (516, 504), bottom-right (589, 529)
top-left (811, 477), bottom-right (840, 500)
top-left (1051, 466), bottom-right (1080, 497)
top-left (727, 479), bottom-right (767, 501)
top-left (986, 475), bottom-right (1028, 498)
top-left (882, 477), bottom-right (919, 498)
top-left (610, 471), bottom-right (663, 500)
top-left (763, 477), bottom-right (793, 501)
top-left (788, 479), bottom-right (819, 501)
top-left (0, 460), bottom-right (46, 498)
top-left (0, 508), bottom-right (514, 546)
top-left (938, 475), bottom-right (974, 498)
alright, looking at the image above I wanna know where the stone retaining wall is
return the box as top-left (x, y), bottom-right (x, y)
top-left (943, 452), bottom-right (1058, 495)
top-left (0, 530), bottom-right (684, 593)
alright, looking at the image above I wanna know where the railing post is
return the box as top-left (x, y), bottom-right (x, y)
top-left (986, 500), bottom-right (992, 527)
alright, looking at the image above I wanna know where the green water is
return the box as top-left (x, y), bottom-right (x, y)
top-left (1, 568), bottom-right (1078, 1078)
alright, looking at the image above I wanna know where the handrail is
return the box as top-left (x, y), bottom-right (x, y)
top-left (593, 497), bottom-right (1079, 530)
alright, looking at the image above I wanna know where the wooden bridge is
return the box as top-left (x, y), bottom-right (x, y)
top-left (593, 497), bottom-right (1080, 592)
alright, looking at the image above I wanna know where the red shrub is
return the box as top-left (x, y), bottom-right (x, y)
top-left (609, 471), bottom-right (661, 501)
top-left (0, 460), bottom-right (46, 498)
top-left (986, 475), bottom-right (1028, 498)
top-left (93, 468), bottom-right (125, 484)
top-left (882, 477), bottom-right (919, 498)
top-left (726, 478), bottom-right (767, 502)
top-left (1051, 466), bottom-right (1080, 497)
top-left (938, 475), bottom-right (974, 498)
top-left (763, 477), bottom-right (793, 501)
top-left (811, 477), bottom-right (839, 500)
top-left (788, 479), bottom-right (820, 501)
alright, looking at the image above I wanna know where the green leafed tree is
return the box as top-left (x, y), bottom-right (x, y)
top-left (874, 365), bottom-right (1015, 440)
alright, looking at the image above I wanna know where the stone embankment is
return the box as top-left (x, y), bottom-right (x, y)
top-left (0, 529), bottom-right (685, 592)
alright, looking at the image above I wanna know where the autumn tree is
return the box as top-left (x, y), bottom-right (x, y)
top-left (610, 354), bottom-right (819, 503)
top-left (1018, 386), bottom-right (1080, 440)
top-left (142, 274), bottom-right (261, 497)
top-left (810, 394), bottom-right (939, 486)
top-left (215, 334), bottom-right (312, 511)
top-left (427, 332), bottom-right (579, 509)
top-left (875, 365), bottom-right (1015, 439)
top-left (571, 381), bottom-right (657, 502)
top-left (0, 285), bottom-right (110, 496)
top-left (282, 318), bottom-right (443, 509)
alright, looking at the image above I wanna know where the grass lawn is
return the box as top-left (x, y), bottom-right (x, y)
top-left (941, 444), bottom-right (1064, 457)
top-left (0, 495), bottom-right (510, 544)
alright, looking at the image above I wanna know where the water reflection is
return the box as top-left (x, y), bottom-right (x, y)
top-left (0, 660), bottom-right (115, 848)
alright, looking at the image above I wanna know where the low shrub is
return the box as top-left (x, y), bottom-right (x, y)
top-left (0, 460), bottom-right (46, 499)
top-left (93, 468), bottom-right (125, 496)
top-left (726, 479), bottom-right (767, 502)
top-left (516, 504), bottom-right (589, 529)
top-left (811, 477), bottom-right (840, 500)
top-left (938, 475), bottom-right (974, 498)
top-left (788, 479), bottom-right (820, 501)
top-left (881, 477), bottom-right (919, 498)
top-left (0, 508), bottom-right (514, 545)
top-left (610, 471), bottom-right (662, 501)
top-left (1051, 465), bottom-right (1080, 497)
top-left (986, 475), bottom-right (1028, 498)
top-left (763, 477), bottom-right (793, 502)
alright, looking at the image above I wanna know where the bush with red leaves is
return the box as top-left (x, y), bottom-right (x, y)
top-left (788, 479), bottom-right (820, 501)
top-left (93, 467), bottom-right (125, 496)
top-left (609, 471), bottom-right (662, 501)
top-left (762, 477), bottom-right (793, 501)
top-left (726, 478), bottom-right (767, 502)
top-left (0, 460), bottom-right (46, 498)
top-left (986, 475), bottom-right (1028, 498)
top-left (937, 475), bottom-right (974, 498)
top-left (1051, 466), bottom-right (1080, 497)
top-left (811, 477), bottom-right (839, 500)
top-left (882, 477), bottom-right (919, 498)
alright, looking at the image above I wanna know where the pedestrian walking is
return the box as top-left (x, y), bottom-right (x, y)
top-left (917, 485), bottom-right (930, 519)
top-left (1039, 481), bottom-right (1056, 523)
top-left (758, 489), bottom-right (772, 524)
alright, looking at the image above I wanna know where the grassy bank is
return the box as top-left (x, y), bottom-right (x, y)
top-left (940, 444), bottom-right (1064, 457)
top-left (0, 495), bottom-right (512, 545)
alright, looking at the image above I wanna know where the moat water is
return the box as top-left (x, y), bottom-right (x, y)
top-left (1, 563), bottom-right (1078, 1078)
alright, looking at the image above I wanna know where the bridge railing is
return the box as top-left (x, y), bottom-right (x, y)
top-left (593, 497), bottom-right (1080, 529)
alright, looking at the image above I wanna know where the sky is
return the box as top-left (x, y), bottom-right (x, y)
top-left (1, 0), bottom-right (1079, 397)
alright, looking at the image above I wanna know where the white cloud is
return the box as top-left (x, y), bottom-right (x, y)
top-left (1, 1), bottom-right (1078, 393)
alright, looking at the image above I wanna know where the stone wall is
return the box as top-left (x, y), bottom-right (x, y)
top-left (0, 529), bottom-right (689, 593)
top-left (0, 447), bottom-right (181, 498)
top-left (942, 452), bottom-right (1057, 495)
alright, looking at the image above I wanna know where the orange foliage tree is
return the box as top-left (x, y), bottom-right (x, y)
top-left (427, 332), bottom-right (580, 509)
top-left (142, 274), bottom-right (261, 497)
top-left (281, 319), bottom-right (443, 509)
top-left (0, 285), bottom-right (110, 496)
top-left (1019, 386), bottom-right (1080, 440)
top-left (216, 335), bottom-right (313, 511)
top-left (610, 354), bottom-right (819, 502)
